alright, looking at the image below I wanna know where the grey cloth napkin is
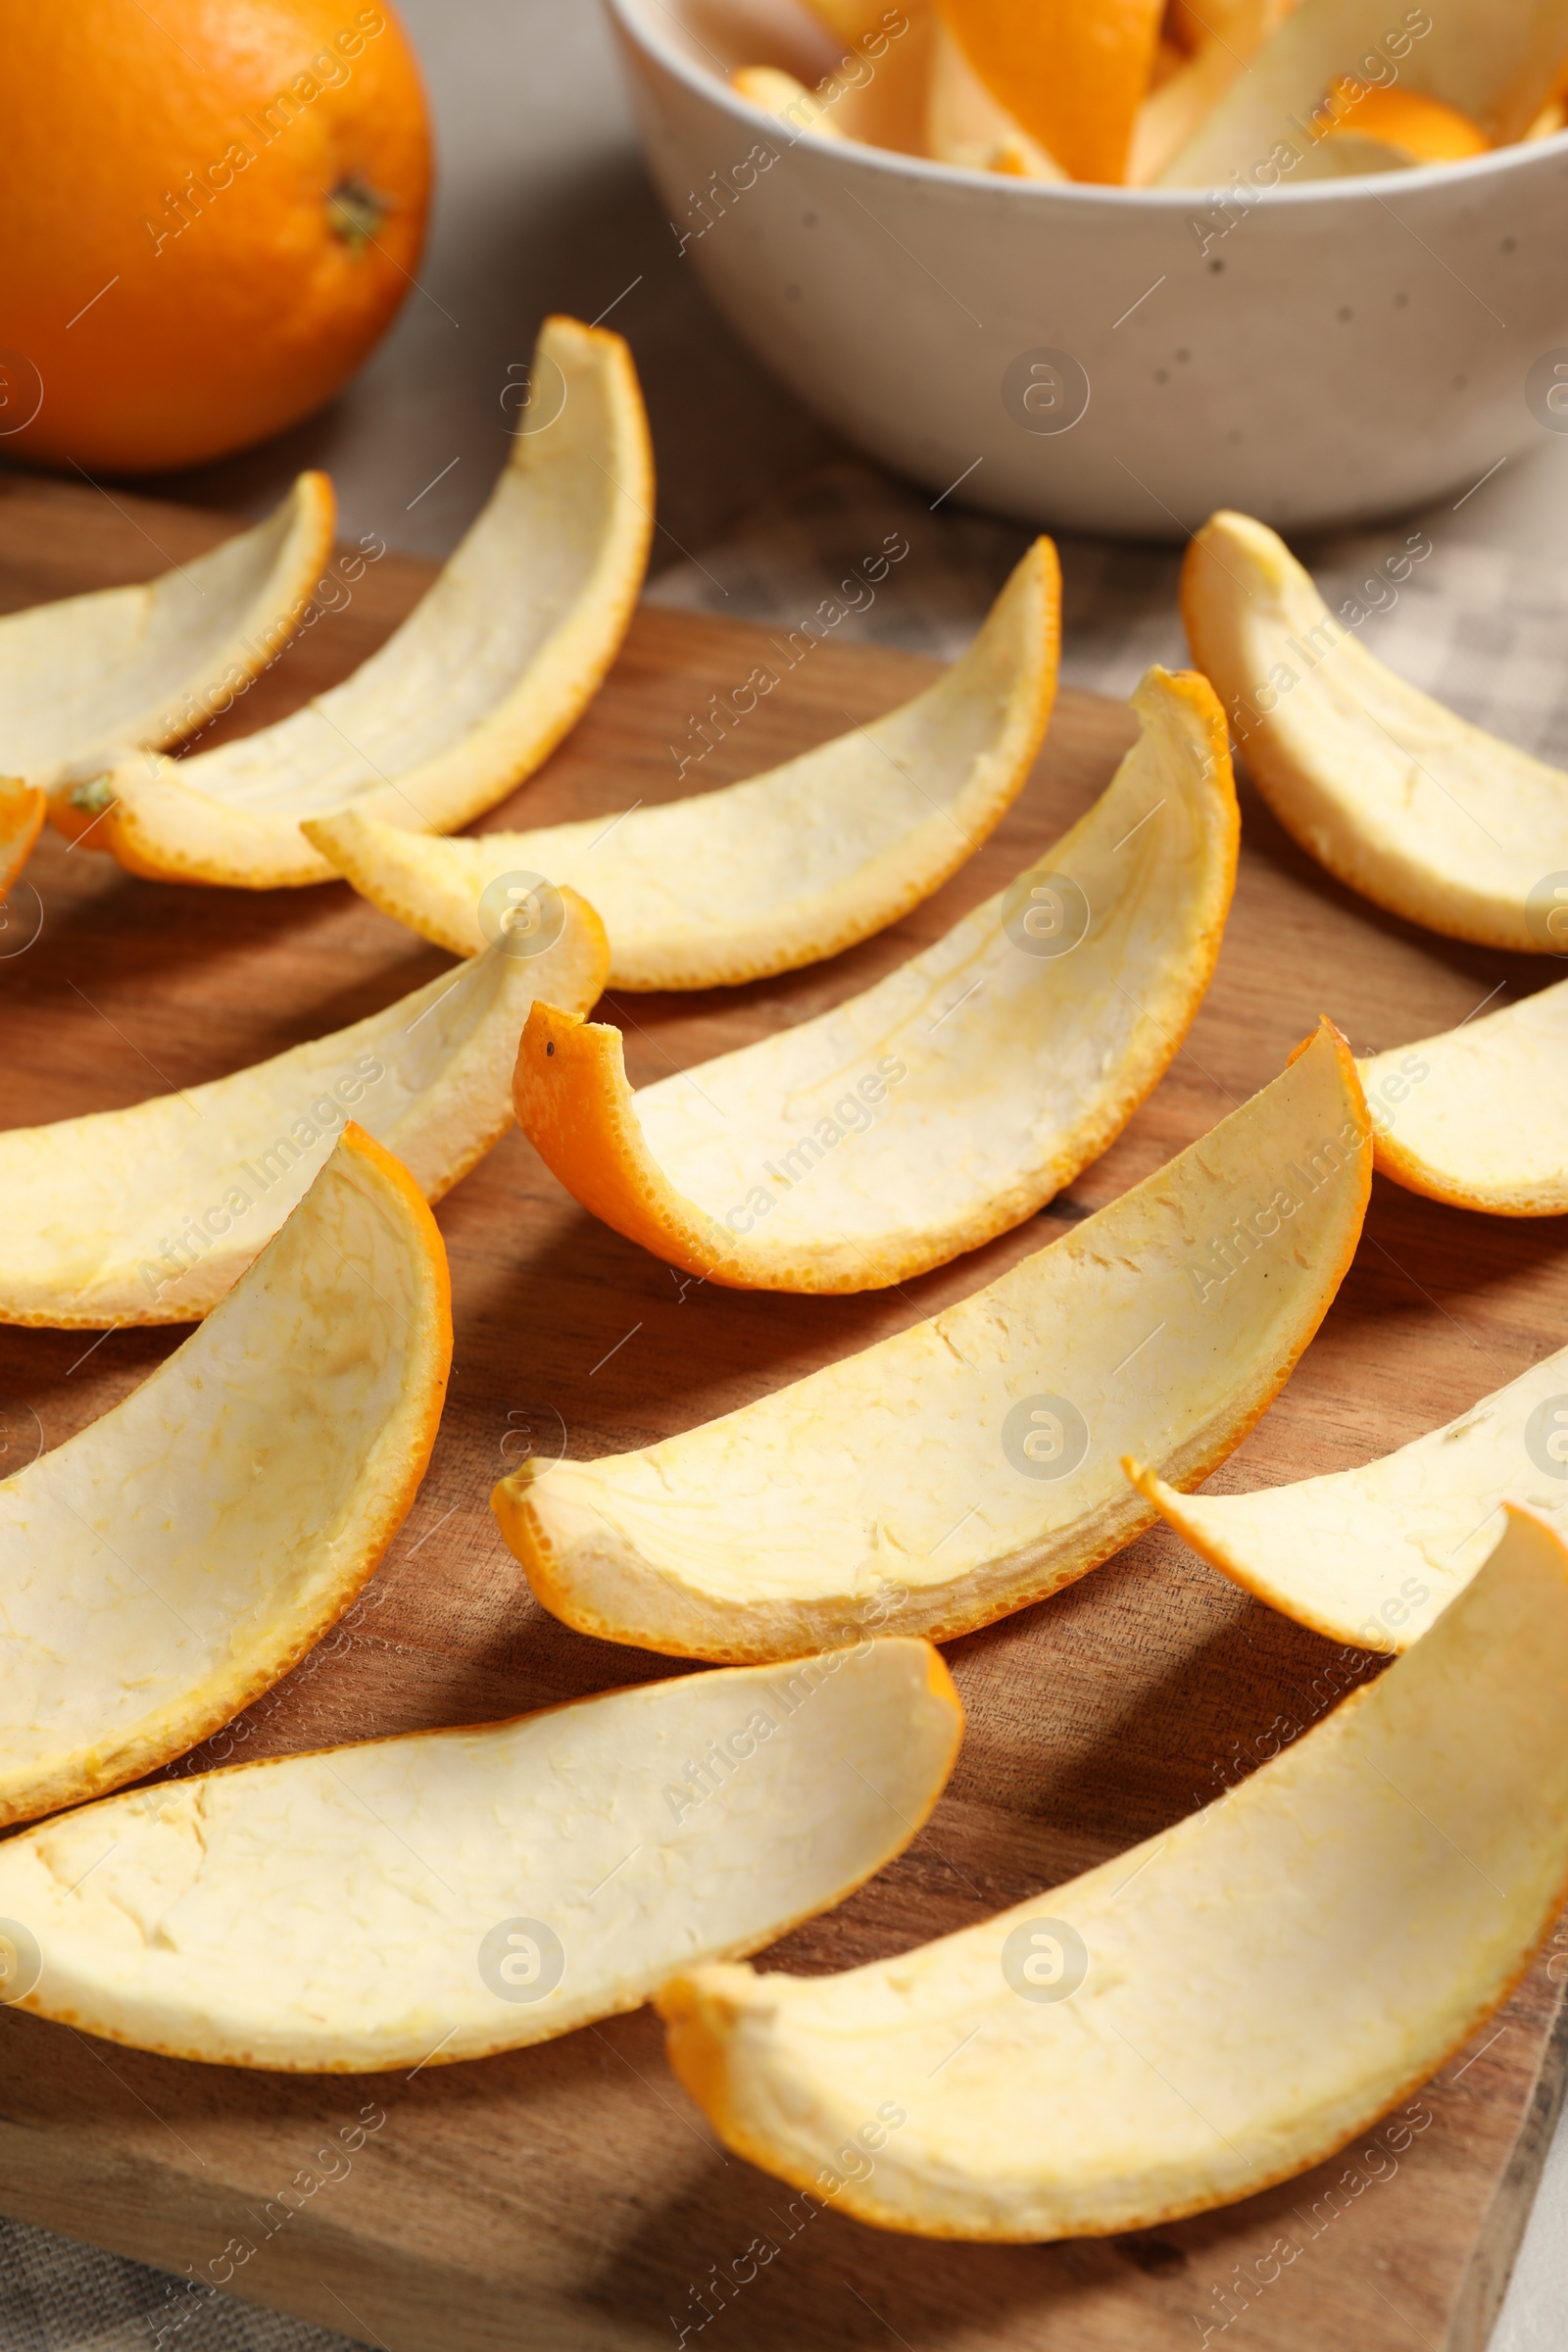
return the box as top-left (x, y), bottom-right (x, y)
top-left (648, 456), bottom-right (1568, 766)
top-left (0, 2213), bottom-right (355, 2351)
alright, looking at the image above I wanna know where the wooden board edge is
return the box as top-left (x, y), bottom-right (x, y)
top-left (1446, 1957), bottom-right (1568, 2352)
top-left (0, 2125), bottom-right (494, 2352)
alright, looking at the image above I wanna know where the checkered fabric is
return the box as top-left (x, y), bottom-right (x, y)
top-left (649, 458), bottom-right (1568, 764)
top-left (0, 2213), bottom-right (356, 2351)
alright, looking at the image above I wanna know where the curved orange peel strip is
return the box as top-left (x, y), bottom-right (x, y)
top-left (0, 1638), bottom-right (960, 2069)
top-left (658, 1509), bottom-right (1568, 2240)
top-left (1127, 1326), bottom-right (1568, 1652)
top-left (1323, 79), bottom-right (1490, 161)
top-left (1183, 510), bottom-right (1568, 951)
top-left (6, 472), bottom-right (332, 811)
top-left (66, 318), bottom-right (654, 888)
top-left (0, 777), bottom-right (45, 902)
top-left (495, 1023), bottom-right (1368, 1662)
top-left (0, 887), bottom-right (607, 1327)
top-left (1358, 978), bottom-right (1568, 1217)
top-left (511, 664), bottom-right (1238, 1294)
top-left (303, 540), bottom-right (1059, 990)
top-left (0, 1126), bottom-right (451, 1831)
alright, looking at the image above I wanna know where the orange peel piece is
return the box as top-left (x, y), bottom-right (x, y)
top-left (1323, 78), bottom-right (1490, 162)
top-left (658, 1509), bottom-right (1568, 2241)
top-left (731, 65), bottom-right (848, 139)
top-left (510, 665), bottom-right (1237, 1295)
top-left (302, 540), bottom-right (1059, 990)
top-left (0, 1127), bottom-right (451, 1831)
top-left (1183, 510), bottom-right (1568, 951)
top-left (1360, 979), bottom-right (1568, 1217)
top-left (801, 0), bottom-right (903, 37)
top-left (0, 889), bottom-right (607, 1327)
top-left (925, 22), bottom-right (1066, 176)
top-left (1127, 1334), bottom-right (1568, 1652)
top-left (60, 318), bottom-right (654, 889)
top-left (3, 471), bottom-right (332, 799)
top-left (0, 777), bottom-right (45, 903)
top-left (494, 1023), bottom-right (1368, 1661)
top-left (0, 1638), bottom-right (960, 2069)
top-left (1159, 0), bottom-right (1568, 181)
top-left (937, 0), bottom-right (1165, 182)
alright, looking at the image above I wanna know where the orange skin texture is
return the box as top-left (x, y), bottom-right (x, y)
top-left (0, 781), bottom-right (46, 901)
top-left (1327, 78), bottom-right (1490, 162)
top-left (0, 0), bottom-right (432, 473)
top-left (513, 1005), bottom-right (710, 1274)
top-left (939, 0), bottom-right (1165, 181)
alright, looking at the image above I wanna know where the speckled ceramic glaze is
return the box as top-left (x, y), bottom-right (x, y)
top-left (608, 0), bottom-right (1568, 537)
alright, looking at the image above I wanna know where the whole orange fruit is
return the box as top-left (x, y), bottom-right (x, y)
top-left (0, 0), bottom-right (432, 474)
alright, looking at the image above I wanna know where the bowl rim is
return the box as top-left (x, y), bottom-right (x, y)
top-left (605, 0), bottom-right (1568, 212)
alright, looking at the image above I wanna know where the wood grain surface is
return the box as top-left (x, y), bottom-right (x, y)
top-left (0, 472), bottom-right (1565, 2352)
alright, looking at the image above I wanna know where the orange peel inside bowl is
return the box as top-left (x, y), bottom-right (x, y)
top-left (1182, 510), bottom-right (1568, 952)
top-left (925, 22), bottom-right (1066, 176)
top-left (0, 890), bottom-right (608, 1328)
top-left (1323, 76), bottom-right (1490, 163)
top-left (801, 0), bottom-right (904, 38)
top-left (1127, 36), bottom-right (1248, 182)
top-left (1166, 0), bottom-right (1298, 49)
top-left (5, 472), bottom-right (332, 804)
top-left (58, 318), bottom-right (654, 890)
top-left (1358, 977), bottom-right (1568, 1218)
top-left (731, 65), bottom-right (848, 138)
top-left (937, 0), bottom-right (1165, 182)
top-left (0, 1637), bottom-right (960, 2069)
top-left (1159, 0), bottom-right (1568, 182)
top-left (657, 1508), bottom-right (1568, 2240)
top-left (510, 663), bottom-right (1238, 1295)
top-left (304, 539), bottom-right (1059, 991)
top-left (1127, 1332), bottom-right (1568, 1654)
top-left (0, 1126), bottom-right (451, 1832)
top-left (494, 1022), bottom-right (1367, 1663)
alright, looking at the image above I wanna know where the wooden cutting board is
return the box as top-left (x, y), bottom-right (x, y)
top-left (1, 471), bottom-right (1565, 2352)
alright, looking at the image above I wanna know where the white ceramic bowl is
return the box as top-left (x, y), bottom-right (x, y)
top-left (607, 0), bottom-right (1568, 536)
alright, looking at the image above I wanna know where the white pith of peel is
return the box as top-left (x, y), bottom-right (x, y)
top-left (659, 1509), bottom-right (1568, 2241)
top-left (510, 663), bottom-right (1239, 1293)
top-left (1158, 0), bottom-right (1568, 182)
top-left (66, 318), bottom-right (654, 890)
top-left (302, 540), bottom-right (1060, 990)
top-left (925, 24), bottom-right (1065, 177)
top-left (494, 1022), bottom-right (1369, 1661)
top-left (0, 892), bottom-right (607, 1327)
top-left (6, 472), bottom-right (333, 797)
top-left (1358, 977), bottom-right (1568, 1216)
top-left (1127, 1333), bottom-right (1568, 1652)
top-left (1182, 510), bottom-right (1568, 950)
top-left (0, 1127), bottom-right (451, 1830)
top-left (731, 65), bottom-right (849, 137)
top-left (0, 1639), bottom-right (961, 2070)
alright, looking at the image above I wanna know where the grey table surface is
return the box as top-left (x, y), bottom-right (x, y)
top-left (5, 0), bottom-right (1568, 2342)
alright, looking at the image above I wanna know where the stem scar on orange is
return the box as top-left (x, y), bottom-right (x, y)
top-left (0, 0), bottom-right (433, 474)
